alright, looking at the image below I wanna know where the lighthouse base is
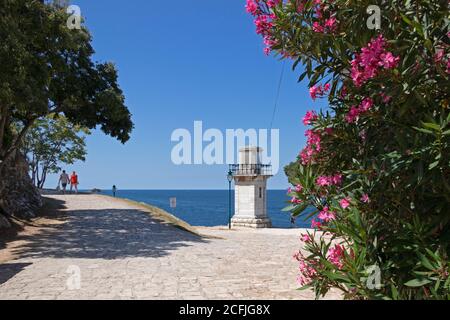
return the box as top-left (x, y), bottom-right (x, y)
top-left (231, 217), bottom-right (272, 229)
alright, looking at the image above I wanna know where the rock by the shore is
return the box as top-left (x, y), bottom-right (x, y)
top-left (0, 152), bottom-right (43, 224)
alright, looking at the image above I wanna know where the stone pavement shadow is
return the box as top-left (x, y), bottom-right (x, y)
top-left (0, 196), bottom-right (67, 252)
top-left (12, 207), bottom-right (209, 260)
top-left (0, 263), bottom-right (32, 285)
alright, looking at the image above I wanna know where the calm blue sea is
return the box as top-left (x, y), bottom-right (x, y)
top-left (100, 190), bottom-right (313, 229)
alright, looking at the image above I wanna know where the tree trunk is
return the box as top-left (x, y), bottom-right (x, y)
top-left (0, 106), bottom-right (7, 154)
top-left (0, 117), bottom-right (36, 174)
top-left (38, 166), bottom-right (48, 189)
top-left (36, 161), bottom-right (42, 189)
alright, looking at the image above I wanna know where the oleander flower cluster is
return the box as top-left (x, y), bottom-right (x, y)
top-left (350, 35), bottom-right (400, 87)
top-left (246, 0), bottom-right (281, 55)
top-left (247, 0), bottom-right (450, 300)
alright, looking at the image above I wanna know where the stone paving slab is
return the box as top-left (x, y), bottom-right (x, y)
top-left (0, 195), bottom-right (340, 300)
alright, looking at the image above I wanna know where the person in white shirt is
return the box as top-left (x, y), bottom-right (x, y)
top-left (59, 170), bottom-right (70, 194)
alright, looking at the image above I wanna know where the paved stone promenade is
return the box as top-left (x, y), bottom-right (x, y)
top-left (0, 195), bottom-right (340, 300)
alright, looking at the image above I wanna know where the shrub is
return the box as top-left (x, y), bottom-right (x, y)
top-left (247, 0), bottom-right (450, 299)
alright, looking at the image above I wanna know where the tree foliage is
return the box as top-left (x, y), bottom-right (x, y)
top-left (0, 0), bottom-right (133, 169)
top-left (248, 0), bottom-right (450, 299)
top-left (22, 115), bottom-right (89, 189)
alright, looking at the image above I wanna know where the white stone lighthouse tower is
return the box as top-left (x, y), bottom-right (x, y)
top-left (230, 147), bottom-right (272, 228)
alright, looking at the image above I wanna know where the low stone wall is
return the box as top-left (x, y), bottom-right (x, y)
top-left (0, 152), bottom-right (42, 228)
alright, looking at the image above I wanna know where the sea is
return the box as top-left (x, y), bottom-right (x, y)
top-left (100, 190), bottom-right (314, 229)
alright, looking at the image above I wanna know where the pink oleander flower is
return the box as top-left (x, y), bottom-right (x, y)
top-left (300, 146), bottom-right (317, 164)
top-left (311, 219), bottom-right (322, 229)
top-left (433, 49), bottom-right (445, 63)
top-left (350, 68), bottom-right (364, 87)
top-left (303, 110), bottom-right (318, 126)
top-left (381, 92), bottom-right (392, 104)
top-left (351, 35), bottom-right (400, 87)
top-left (328, 244), bottom-right (345, 269)
top-left (262, 35), bottom-right (277, 56)
top-left (263, 35), bottom-right (276, 47)
top-left (312, 22), bottom-right (324, 33)
top-left (324, 17), bottom-right (337, 32)
top-left (340, 198), bottom-right (351, 209)
top-left (309, 86), bottom-right (320, 100)
top-left (297, 257), bottom-right (317, 286)
top-left (305, 130), bottom-right (321, 146)
top-left (297, 258), bottom-right (319, 290)
top-left (316, 174), bottom-right (343, 188)
top-left (297, 0), bottom-right (306, 12)
top-left (266, 0), bottom-right (280, 8)
top-left (299, 129), bottom-right (323, 164)
top-left (346, 97), bottom-right (375, 124)
top-left (245, 0), bottom-right (259, 15)
top-left (359, 97), bottom-right (374, 112)
top-left (297, 275), bottom-right (310, 286)
top-left (254, 14), bottom-right (273, 36)
top-left (360, 194), bottom-right (370, 203)
top-left (300, 234), bottom-right (312, 242)
top-left (309, 84), bottom-right (330, 101)
top-left (379, 51), bottom-right (400, 69)
top-left (287, 187), bottom-right (292, 194)
top-left (332, 174), bottom-right (343, 185)
top-left (316, 176), bottom-right (330, 187)
top-left (345, 105), bottom-right (360, 123)
top-left (318, 207), bottom-right (336, 222)
top-left (295, 184), bottom-right (303, 193)
top-left (291, 197), bottom-right (303, 205)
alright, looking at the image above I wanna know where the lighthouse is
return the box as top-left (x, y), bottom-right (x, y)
top-left (229, 147), bottom-right (273, 228)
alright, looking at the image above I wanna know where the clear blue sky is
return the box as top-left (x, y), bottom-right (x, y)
top-left (46, 0), bottom-right (328, 190)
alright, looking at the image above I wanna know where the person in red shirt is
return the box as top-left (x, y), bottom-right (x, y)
top-left (70, 171), bottom-right (79, 194)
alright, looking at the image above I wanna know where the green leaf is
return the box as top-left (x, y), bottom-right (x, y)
top-left (404, 278), bottom-right (432, 287)
top-left (429, 161), bottom-right (440, 170)
top-left (282, 204), bottom-right (296, 212)
top-left (391, 284), bottom-right (399, 300)
top-left (413, 127), bottom-right (433, 135)
top-left (418, 253), bottom-right (435, 271)
top-left (297, 285), bottom-right (313, 291)
top-left (422, 122), bottom-right (441, 131)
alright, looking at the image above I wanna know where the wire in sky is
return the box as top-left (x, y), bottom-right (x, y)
top-left (269, 60), bottom-right (286, 131)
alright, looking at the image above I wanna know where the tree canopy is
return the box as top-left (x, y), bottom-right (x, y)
top-left (22, 115), bottom-right (89, 189)
top-left (0, 0), bottom-right (133, 167)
